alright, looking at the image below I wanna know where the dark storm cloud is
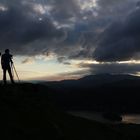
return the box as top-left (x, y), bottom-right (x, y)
top-left (0, 0), bottom-right (140, 65)
top-left (0, 8), bottom-right (62, 43)
top-left (47, 0), bottom-right (81, 22)
top-left (0, 0), bottom-right (87, 57)
top-left (93, 7), bottom-right (140, 62)
top-left (60, 0), bottom-right (140, 62)
top-left (0, 0), bottom-right (65, 55)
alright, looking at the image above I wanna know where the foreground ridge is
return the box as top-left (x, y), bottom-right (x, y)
top-left (0, 83), bottom-right (140, 140)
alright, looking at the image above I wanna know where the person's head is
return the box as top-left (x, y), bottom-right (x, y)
top-left (5, 49), bottom-right (10, 54)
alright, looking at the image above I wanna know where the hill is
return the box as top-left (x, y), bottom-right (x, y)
top-left (0, 83), bottom-right (140, 140)
top-left (44, 74), bottom-right (140, 88)
top-left (44, 74), bottom-right (140, 113)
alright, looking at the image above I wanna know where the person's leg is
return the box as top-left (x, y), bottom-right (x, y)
top-left (3, 69), bottom-right (7, 84)
top-left (8, 67), bottom-right (14, 84)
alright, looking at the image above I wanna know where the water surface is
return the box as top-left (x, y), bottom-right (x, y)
top-left (68, 111), bottom-right (140, 124)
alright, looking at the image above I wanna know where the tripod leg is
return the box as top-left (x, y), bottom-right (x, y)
top-left (13, 64), bottom-right (20, 83)
top-left (11, 64), bottom-right (14, 79)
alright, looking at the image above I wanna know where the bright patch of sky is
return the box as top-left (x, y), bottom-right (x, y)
top-left (0, 54), bottom-right (140, 81)
top-left (78, 0), bottom-right (97, 10)
top-left (0, 4), bottom-right (8, 11)
top-left (33, 3), bottom-right (46, 14)
top-left (7, 55), bottom-right (87, 81)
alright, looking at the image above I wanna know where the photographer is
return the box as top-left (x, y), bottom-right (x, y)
top-left (1, 49), bottom-right (14, 84)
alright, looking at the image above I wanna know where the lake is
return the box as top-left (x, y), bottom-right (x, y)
top-left (122, 114), bottom-right (140, 124)
top-left (68, 111), bottom-right (140, 124)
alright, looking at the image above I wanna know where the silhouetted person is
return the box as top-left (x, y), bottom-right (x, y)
top-left (1, 49), bottom-right (14, 84)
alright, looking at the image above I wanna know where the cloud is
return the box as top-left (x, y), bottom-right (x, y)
top-left (49, 0), bottom-right (81, 22)
top-left (0, 0), bottom-right (140, 66)
top-left (79, 62), bottom-right (140, 75)
top-left (93, 8), bottom-right (140, 62)
top-left (0, 0), bottom-right (65, 55)
top-left (22, 58), bottom-right (35, 64)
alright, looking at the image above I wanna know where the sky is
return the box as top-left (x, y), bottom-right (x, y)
top-left (0, 0), bottom-right (140, 81)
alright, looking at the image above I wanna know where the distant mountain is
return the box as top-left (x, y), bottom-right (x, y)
top-left (42, 74), bottom-right (140, 89)
top-left (43, 74), bottom-right (140, 113)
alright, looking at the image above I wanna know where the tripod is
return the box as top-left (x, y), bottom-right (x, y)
top-left (11, 63), bottom-right (20, 83)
